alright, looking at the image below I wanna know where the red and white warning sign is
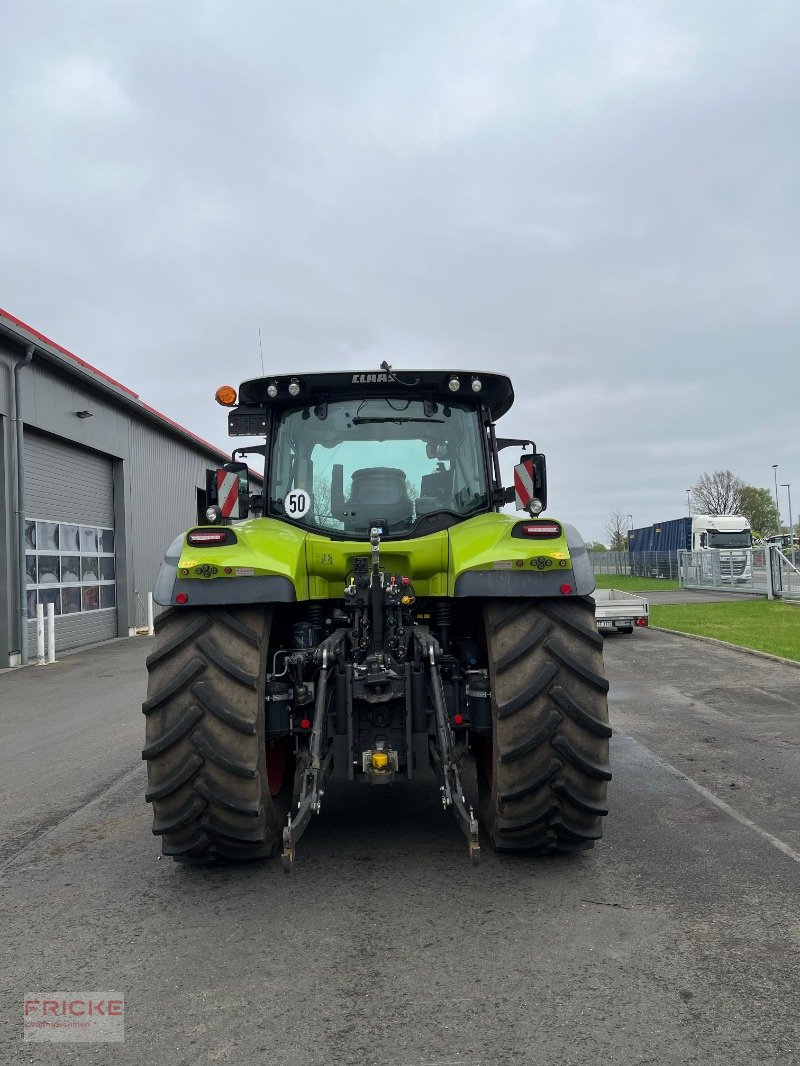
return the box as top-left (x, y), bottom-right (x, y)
top-left (514, 457), bottom-right (534, 511)
top-left (216, 469), bottom-right (240, 518)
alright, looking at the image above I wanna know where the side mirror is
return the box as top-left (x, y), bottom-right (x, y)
top-left (513, 453), bottom-right (547, 514)
top-left (205, 462), bottom-right (250, 521)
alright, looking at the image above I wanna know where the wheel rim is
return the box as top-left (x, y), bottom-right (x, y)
top-left (266, 740), bottom-right (288, 797)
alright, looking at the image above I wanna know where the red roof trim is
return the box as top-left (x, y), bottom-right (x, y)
top-left (0, 307), bottom-right (139, 398)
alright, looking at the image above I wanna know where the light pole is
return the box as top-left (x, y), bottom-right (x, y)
top-left (686, 489), bottom-right (691, 514)
top-left (781, 484), bottom-right (793, 542)
top-left (773, 464), bottom-right (780, 517)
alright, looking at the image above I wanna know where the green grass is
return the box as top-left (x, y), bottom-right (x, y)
top-left (650, 599), bottom-right (800, 662)
top-left (593, 574), bottom-right (679, 591)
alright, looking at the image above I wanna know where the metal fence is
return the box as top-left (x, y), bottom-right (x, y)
top-left (590, 550), bottom-right (680, 580)
top-left (769, 547), bottom-right (800, 600)
top-left (678, 546), bottom-right (800, 599)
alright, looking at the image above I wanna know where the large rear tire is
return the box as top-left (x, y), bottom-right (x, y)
top-left (142, 606), bottom-right (292, 863)
top-left (477, 597), bottom-right (611, 854)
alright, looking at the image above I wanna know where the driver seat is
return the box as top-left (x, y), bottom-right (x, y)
top-left (343, 467), bottom-right (413, 534)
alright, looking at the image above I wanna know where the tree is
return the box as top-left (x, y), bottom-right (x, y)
top-left (604, 510), bottom-right (630, 551)
top-left (313, 479), bottom-right (333, 524)
top-left (739, 485), bottom-right (780, 538)
top-left (585, 541), bottom-right (608, 552)
top-left (690, 470), bottom-right (745, 515)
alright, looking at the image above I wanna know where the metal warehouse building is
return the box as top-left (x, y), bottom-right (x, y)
top-left (0, 308), bottom-right (257, 668)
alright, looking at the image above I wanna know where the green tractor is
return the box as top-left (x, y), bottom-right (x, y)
top-left (144, 367), bottom-right (610, 869)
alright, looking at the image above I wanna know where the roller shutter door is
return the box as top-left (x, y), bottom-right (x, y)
top-left (24, 432), bottom-right (118, 652)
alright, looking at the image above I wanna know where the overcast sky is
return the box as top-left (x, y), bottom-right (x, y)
top-left (2, 1), bottom-right (798, 541)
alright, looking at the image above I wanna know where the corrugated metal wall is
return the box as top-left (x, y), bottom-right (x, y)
top-left (127, 419), bottom-right (215, 625)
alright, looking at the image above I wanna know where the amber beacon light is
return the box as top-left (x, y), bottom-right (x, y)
top-left (215, 384), bottom-right (237, 406)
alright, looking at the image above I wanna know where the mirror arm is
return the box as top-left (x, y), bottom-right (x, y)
top-left (231, 445), bottom-right (266, 460)
top-left (496, 437), bottom-right (535, 452)
top-left (493, 487), bottom-right (516, 506)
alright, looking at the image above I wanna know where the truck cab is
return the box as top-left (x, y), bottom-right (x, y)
top-left (691, 514), bottom-right (752, 580)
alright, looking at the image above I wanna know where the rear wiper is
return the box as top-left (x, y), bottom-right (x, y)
top-left (352, 416), bottom-right (445, 425)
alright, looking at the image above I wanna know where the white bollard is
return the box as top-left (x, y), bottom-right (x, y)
top-left (36, 603), bottom-right (45, 665)
top-left (147, 592), bottom-right (155, 637)
top-left (46, 602), bottom-right (56, 664)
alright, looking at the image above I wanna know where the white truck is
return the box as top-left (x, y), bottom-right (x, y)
top-left (593, 588), bottom-right (649, 635)
top-left (690, 514), bottom-right (752, 580)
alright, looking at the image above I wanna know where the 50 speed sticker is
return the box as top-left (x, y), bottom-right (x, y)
top-left (285, 489), bottom-right (311, 518)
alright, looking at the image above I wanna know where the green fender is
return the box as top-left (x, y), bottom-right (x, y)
top-left (153, 514), bottom-right (594, 608)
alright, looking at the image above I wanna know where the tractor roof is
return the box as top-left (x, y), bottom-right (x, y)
top-left (237, 369), bottom-right (514, 420)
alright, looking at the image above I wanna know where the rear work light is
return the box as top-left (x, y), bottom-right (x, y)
top-left (512, 520), bottom-right (563, 539)
top-left (187, 529), bottom-right (236, 546)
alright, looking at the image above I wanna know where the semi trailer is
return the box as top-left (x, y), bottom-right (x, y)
top-left (629, 514), bottom-right (752, 580)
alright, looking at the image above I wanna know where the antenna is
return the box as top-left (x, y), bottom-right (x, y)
top-left (258, 327), bottom-right (265, 376)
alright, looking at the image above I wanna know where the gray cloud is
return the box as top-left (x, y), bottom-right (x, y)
top-left (2, 0), bottom-right (798, 539)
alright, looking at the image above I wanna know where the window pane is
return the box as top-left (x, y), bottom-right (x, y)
top-left (100, 585), bottom-right (116, 609)
top-left (100, 528), bottom-right (115, 553)
top-left (81, 557), bottom-right (99, 582)
top-left (37, 521), bottom-right (59, 550)
top-left (271, 400), bottom-right (488, 537)
top-left (25, 520), bottom-right (36, 550)
top-left (62, 587), bottom-right (82, 615)
top-left (60, 524), bottom-right (80, 552)
top-left (61, 556), bottom-right (81, 583)
top-left (38, 556), bottom-right (60, 584)
top-left (99, 557), bottom-right (116, 581)
top-left (39, 587), bottom-right (61, 614)
top-left (82, 586), bottom-right (100, 611)
top-left (80, 527), bottom-right (99, 553)
top-left (27, 590), bottom-right (37, 620)
top-left (26, 555), bottom-right (37, 586)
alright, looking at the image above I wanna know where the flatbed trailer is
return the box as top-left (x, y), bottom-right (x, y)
top-left (593, 588), bottom-right (649, 635)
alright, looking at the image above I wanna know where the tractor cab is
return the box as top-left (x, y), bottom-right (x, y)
top-left (213, 369), bottom-right (547, 535)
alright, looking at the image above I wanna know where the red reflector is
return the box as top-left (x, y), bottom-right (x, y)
top-left (521, 523), bottom-right (561, 536)
top-left (401, 576), bottom-right (411, 586)
top-left (453, 713), bottom-right (464, 726)
top-left (559, 583), bottom-right (573, 595)
top-left (175, 593), bottom-right (189, 604)
top-left (299, 718), bottom-right (311, 730)
top-left (636, 617), bottom-right (648, 627)
top-left (187, 531), bottom-right (228, 545)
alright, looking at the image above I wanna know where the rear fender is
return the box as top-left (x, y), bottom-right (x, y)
top-left (449, 515), bottom-right (595, 597)
top-left (152, 518), bottom-right (306, 607)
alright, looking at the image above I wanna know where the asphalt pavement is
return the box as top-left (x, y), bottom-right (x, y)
top-left (1, 630), bottom-right (799, 1065)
